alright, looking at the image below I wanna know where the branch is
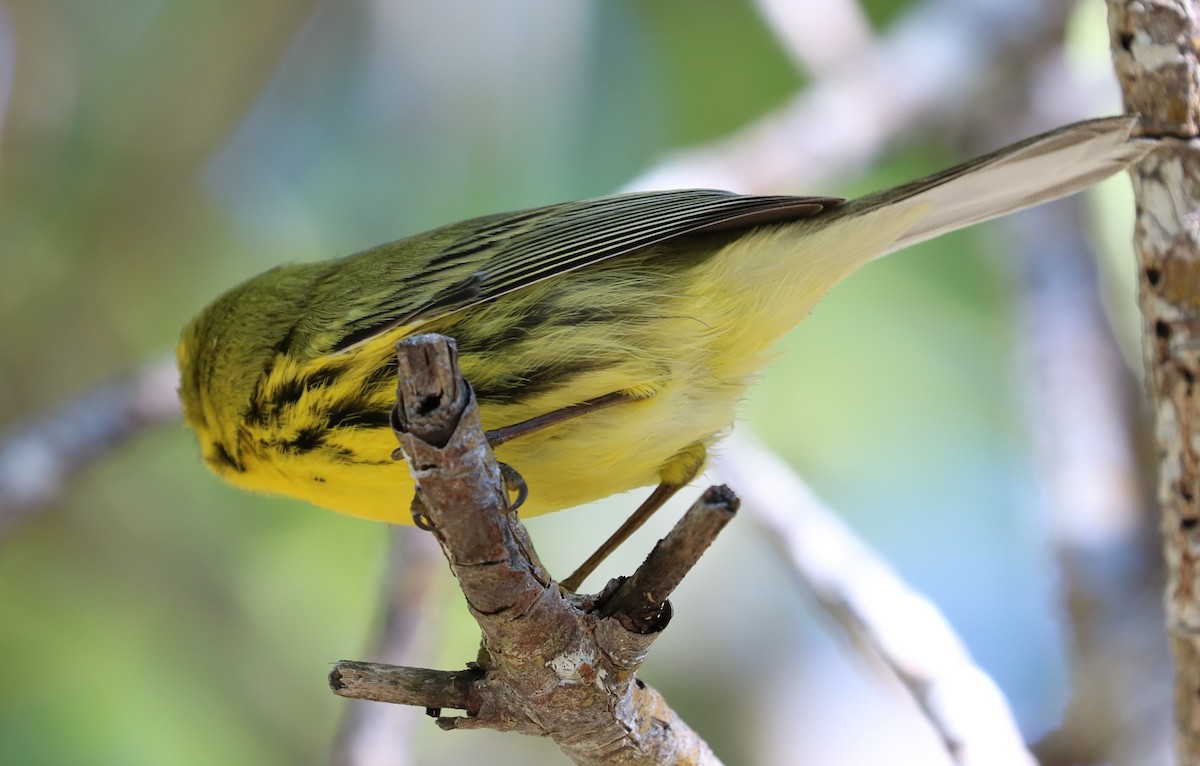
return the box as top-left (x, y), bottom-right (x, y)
top-left (332, 665), bottom-right (480, 711)
top-left (1007, 198), bottom-right (1172, 766)
top-left (1107, 2), bottom-right (1200, 761)
top-left (715, 433), bottom-right (1037, 766)
top-left (0, 356), bottom-right (181, 532)
top-left (595, 486), bottom-right (737, 632)
top-left (330, 334), bottom-right (733, 765)
top-left (927, 57), bottom-right (1172, 763)
top-left (752, 0), bottom-right (874, 77)
top-left (626, 0), bottom-right (1081, 193)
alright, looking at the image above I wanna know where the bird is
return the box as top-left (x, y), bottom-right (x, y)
top-left (177, 115), bottom-right (1147, 589)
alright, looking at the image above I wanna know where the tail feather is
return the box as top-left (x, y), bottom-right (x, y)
top-left (839, 116), bottom-right (1149, 257)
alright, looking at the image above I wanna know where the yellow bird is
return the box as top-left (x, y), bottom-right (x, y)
top-left (178, 117), bottom-right (1145, 587)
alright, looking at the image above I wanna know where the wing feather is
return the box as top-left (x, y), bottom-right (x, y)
top-left (325, 189), bottom-right (841, 353)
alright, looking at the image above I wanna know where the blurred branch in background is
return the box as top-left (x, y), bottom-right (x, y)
top-left (626, 0), bottom-right (1079, 193)
top-left (716, 435), bottom-right (1037, 766)
top-left (329, 530), bottom-right (443, 766)
top-left (0, 0), bottom-right (318, 525)
top-left (918, 28), bottom-right (1173, 757)
top-left (752, 0), bottom-right (874, 76)
top-left (670, 0), bottom-right (1166, 762)
top-left (0, 357), bottom-right (180, 534)
top-left (1009, 199), bottom-right (1170, 766)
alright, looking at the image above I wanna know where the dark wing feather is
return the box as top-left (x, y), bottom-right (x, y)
top-left (327, 189), bottom-right (841, 353)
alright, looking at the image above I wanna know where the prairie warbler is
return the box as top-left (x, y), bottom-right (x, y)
top-left (178, 117), bottom-right (1145, 586)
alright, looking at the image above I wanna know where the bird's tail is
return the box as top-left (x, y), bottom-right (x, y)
top-left (680, 116), bottom-right (1149, 374)
top-left (839, 115), bottom-right (1149, 257)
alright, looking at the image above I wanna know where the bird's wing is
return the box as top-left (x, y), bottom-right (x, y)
top-left (326, 189), bottom-right (840, 353)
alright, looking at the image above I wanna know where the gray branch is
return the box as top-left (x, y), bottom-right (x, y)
top-left (716, 434), bottom-right (1038, 766)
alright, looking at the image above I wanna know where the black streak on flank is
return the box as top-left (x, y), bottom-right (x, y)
top-left (455, 303), bottom-right (624, 354)
top-left (473, 360), bottom-right (606, 405)
top-left (326, 401), bottom-right (392, 430)
top-left (283, 426), bottom-right (327, 453)
top-left (271, 377), bottom-right (307, 408)
top-left (476, 304), bottom-right (551, 349)
top-left (210, 441), bottom-right (245, 473)
top-left (257, 362), bottom-right (353, 419)
top-left (308, 362), bottom-right (351, 389)
top-left (245, 395), bottom-right (267, 426)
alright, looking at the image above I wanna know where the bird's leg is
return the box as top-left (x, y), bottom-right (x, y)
top-left (484, 390), bottom-right (701, 592)
top-left (484, 391), bottom-right (635, 446)
top-left (559, 481), bottom-right (687, 593)
top-left (483, 391), bottom-right (634, 514)
top-left (561, 445), bottom-right (705, 593)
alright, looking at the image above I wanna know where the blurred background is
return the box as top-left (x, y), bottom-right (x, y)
top-left (0, 0), bottom-right (1165, 764)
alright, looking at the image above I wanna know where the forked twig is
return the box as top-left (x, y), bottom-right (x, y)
top-left (329, 334), bottom-right (735, 766)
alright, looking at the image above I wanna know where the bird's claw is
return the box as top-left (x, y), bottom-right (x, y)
top-left (410, 492), bottom-right (435, 531)
top-left (499, 462), bottom-right (528, 512)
